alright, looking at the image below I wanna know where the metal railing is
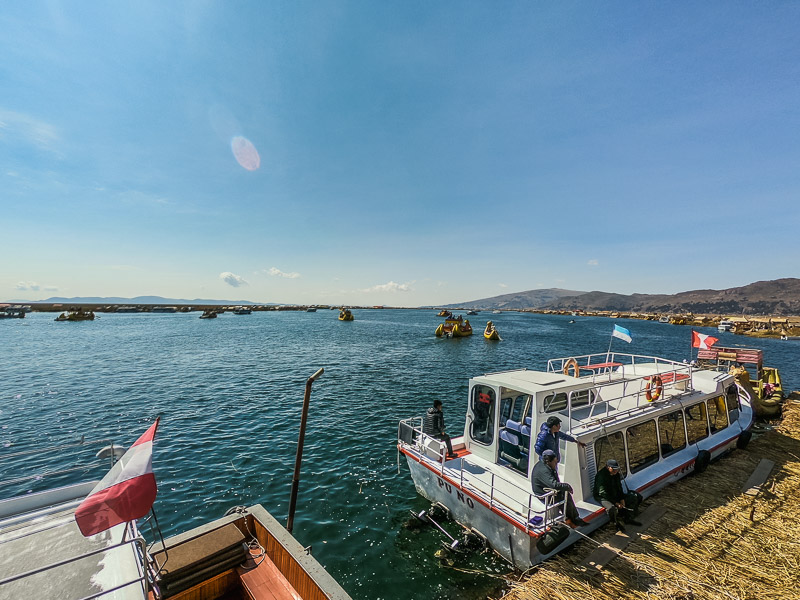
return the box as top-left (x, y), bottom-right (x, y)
top-left (398, 418), bottom-right (566, 533)
top-left (0, 522), bottom-right (149, 599)
top-left (545, 353), bottom-right (695, 432)
top-left (0, 437), bottom-right (117, 491)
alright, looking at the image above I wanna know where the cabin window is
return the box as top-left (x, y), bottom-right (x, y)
top-left (543, 389), bottom-right (595, 413)
top-left (707, 397), bottom-right (728, 432)
top-left (685, 403), bottom-right (709, 444)
top-left (470, 386), bottom-right (495, 445)
top-left (499, 394), bottom-right (527, 427)
top-left (657, 410), bottom-right (687, 458)
top-left (626, 420), bottom-right (660, 473)
top-left (594, 432), bottom-right (627, 477)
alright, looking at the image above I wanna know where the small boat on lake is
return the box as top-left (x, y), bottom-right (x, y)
top-left (437, 309), bottom-right (453, 318)
top-left (151, 306), bottom-right (177, 313)
top-left (306, 307), bottom-right (317, 313)
top-left (232, 306), bottom-right (252, 315)
top-left (435, 315), bottom-right (473, 337)
top-left (398, 350), bottom-right (753, 568)
top-left (0, 309), bottom-right (25, 319)
top-left (484, 321), bottom-right (500, 340)
top-left (55, 309), bottom-right (95, 321)
top-left (199, 309), bottom-right (218, 319)
top-left (338, 308), bottom-right (354, 321)
top-left (718, 319), bottom-right (734, 332)
top-left (466, 310), bottom-right (478, 315)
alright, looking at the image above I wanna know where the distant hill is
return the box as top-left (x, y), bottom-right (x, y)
top-left (32, 296), bottom-right (259, 305)
top-left (443, 288), bottom-right (587, 310)
top-left (543, 278), bottom-right (800, 316)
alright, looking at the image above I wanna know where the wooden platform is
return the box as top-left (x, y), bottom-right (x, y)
top-left (578, 504), bottom-right (667, 576)
top-left (742, 458), bottom-right (775, 496)
top-left (238, 550), bottom-right (302, 600)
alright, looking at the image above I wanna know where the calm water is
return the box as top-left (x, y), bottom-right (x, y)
top-left (1, 310), bottom-right (797, 599)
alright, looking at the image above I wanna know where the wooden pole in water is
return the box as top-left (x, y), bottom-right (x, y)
top-left (287, 367), bottom-right (324, 534)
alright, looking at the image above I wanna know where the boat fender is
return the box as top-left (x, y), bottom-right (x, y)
top-left (646, 375), bottom-right (664, 402)
top-left (536, 523), bottom-right (571, 556)
top-left (693, 449), bottom-right (711, 474)
top-left (736, 430), bottom-right (753, 450)
top-left (563, 358), bottom-right (579, 378)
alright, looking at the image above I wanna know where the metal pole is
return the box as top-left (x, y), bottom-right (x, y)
top-left (286, 367), bottom-right (324, 533)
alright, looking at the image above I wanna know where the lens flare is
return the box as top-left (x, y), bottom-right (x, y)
top-left (231, 136), bottom-right (260, 171)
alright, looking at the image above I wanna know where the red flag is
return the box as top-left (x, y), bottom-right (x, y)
top-left (75, 418), bottom-right (159, 536)
top-left (692, 331), bottom-right (718, 350)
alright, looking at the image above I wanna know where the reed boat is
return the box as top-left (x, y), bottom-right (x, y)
top-left (338, 309), bottom-right (354, 321)
top-left (483, 321), bottom-right (500, 341)
top-left (435, 315), bottom-right (473, 337)
top-left (0, 437), bottom-right (351, 600)
top-left (397, 351), bottom-right (754, 569)
top-left (437, 309), bottom-right (453, 318)
top-left (55, 310), bottom-right (95, 321)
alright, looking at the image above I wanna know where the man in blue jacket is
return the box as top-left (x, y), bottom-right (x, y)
top-left (534, 416), bottom-right (585, 461)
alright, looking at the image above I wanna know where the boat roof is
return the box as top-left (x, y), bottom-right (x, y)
top-left (471, 369), bottom-right (578, 394)
top-left (0, 483), bottom-right (145, 600)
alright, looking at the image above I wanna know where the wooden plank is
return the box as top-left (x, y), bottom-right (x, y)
top-left (579, 504), bottom-right (667, 575)
top-left (742, 458), bottom-right (775, 496)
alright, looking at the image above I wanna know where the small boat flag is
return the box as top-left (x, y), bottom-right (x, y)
top-left (74, 418), bottom-right (160, 537)
top-left (612, 324), bottom-right (632, 343)
top-left (692, 331), bottom-right (718, 350)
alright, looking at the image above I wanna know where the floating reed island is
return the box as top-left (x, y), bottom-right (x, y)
top-left (498, 391), bottom-right (800, 600)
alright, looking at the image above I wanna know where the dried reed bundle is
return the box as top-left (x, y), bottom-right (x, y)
top-left (502, 392), bottom-right (800, 600)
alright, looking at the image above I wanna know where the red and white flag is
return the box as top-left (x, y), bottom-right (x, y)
top-left (692, 331), bottom-right (719, 350)
top-left (75, 418), bottom-right (160, 537)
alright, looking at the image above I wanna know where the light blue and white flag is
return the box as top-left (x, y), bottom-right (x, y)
top-left (612, 324), bottom-right (632, 343)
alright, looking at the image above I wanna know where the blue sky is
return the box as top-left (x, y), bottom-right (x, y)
top-left (2, 2), bottom-right (799, 305)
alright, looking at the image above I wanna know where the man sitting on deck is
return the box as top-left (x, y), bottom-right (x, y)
top-left (534, 416), bottom-right (586, 461)
top-left (593, 459), bottom-right (642, 532)
top-left (531, 450), bottom-right (589, 528)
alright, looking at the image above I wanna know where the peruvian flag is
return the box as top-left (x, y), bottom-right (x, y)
top-left (692, 331), bottom-right (719, 350)
top-left (75, 418), bottom-right (160, 537)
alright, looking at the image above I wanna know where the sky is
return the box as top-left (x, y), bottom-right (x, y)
top-left (2, 2), bottom-right (799, 306)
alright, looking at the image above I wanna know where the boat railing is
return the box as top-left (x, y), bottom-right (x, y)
top-left (545, 353), bottom-right (695, 432)
top-left (0, 437), bottom-right (116, 491)
top-left (398, 418), bottom-right (565, 533)
top-left (0, 522), bottom-right (150, 599)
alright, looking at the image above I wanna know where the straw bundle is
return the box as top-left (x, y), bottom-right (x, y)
top-left (501, 392), bottom-right (800, 600)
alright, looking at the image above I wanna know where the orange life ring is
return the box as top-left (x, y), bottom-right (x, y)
top-left (646, 375), bottom-right (663, 402)
top-left (563, 358), bottom-right (579, 378)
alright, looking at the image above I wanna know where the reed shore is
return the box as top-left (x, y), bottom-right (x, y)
top-left (498, 392), bottom-right (800, 600)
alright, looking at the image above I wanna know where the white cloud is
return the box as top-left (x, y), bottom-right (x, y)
top-left (15, 281), bottom-right (40, 291)
top-left (363, 281), bottom-right (413, 293)
top-left (43, 285), bottom-right (58, 291)
top-left (219, 272), bottom-right (248, 287)
top-left (267, 267), bottom-right (300, 279)
top-left (0, 108), bottom-right (59, 151)
top-left (588, 259), bottom-right (599, 266)
top-left (499, 283), bottom-right (508, 288)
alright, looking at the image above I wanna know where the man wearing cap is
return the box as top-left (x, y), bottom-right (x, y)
top-left (532, 449), bottom-right (589, 528)
top-left (534, 416), bottom-right (586, 461)
top-left (593, 459), bottom-right (642, 531)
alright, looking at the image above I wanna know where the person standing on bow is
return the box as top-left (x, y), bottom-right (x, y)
top-left (534, 416), bottom-right (586, 461)
top-left (423, 399), bottom-right (456, 460)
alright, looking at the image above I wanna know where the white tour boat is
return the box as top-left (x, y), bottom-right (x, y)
top-left (718, 320), bottom-right (734, 332)
top-left (397, 351), bottom-right (753, 569)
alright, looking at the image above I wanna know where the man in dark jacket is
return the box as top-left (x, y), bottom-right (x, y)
top-left (534, 416), bottom-right (585, 461)
top-left (422, 399), bottom-right (456, 459)
top-left (593, 459), bottom-right (642, 531)
top-left (531, 449), bottom-right (588, 527)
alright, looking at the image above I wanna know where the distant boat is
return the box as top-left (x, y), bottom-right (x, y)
top-left (466, 310), bottom-right (478, 315)
top-left (492, 310), bottom-right (502, 315)
top-left (232, 307), bottom-right (252, 315)
top-left (115, 306), bottom-right (140, 313)
top-left (484, 321), bottom-right (500, 340)
top-left (151, 306), bottom-right (177, 313)
top-left (306, 307), bottom-right (317, 313)
top-left (199, 310), bottom-right (217, 319)
top-left (338, 308), bottom-right (354, 321)
top-left (55, 310), bottom-right (94, 322)
top-left (659, 316), bottom-right (670, 324)
top-left (718, 320), bottom-right (734, 332)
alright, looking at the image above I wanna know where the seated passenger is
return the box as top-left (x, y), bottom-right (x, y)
top-left (422, 399), bottom-right (456, 459)
top-left (592, 459), bottom-right (642, 532)
top-left (531, 450), bottom-right (588, 528)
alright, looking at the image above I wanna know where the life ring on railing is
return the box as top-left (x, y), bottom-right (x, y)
top-left (646, 375), bottom-right (664, 402)
top-left (563, 358), bottom-right (579, 378)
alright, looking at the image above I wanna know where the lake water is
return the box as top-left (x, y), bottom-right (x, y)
top-left (1, 310), bottom-right (797, 599)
